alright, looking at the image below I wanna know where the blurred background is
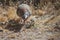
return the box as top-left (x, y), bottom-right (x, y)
top-left (0, 0), bottom-right (60, 40)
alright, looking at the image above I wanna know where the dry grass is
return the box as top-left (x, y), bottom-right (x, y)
top-left (7, 7), bottom-right (18, 20)
top-left (0, 0), bottom-right (60, 40)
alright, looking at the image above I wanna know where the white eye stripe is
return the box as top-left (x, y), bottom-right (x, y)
top-left (25, 15), bottom-right (28, 19)
top-left (23, 12), bottom-right (29, 18)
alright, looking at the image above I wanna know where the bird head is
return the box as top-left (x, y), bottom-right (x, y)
top-left (17, 4), bottom-right (32, 20)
